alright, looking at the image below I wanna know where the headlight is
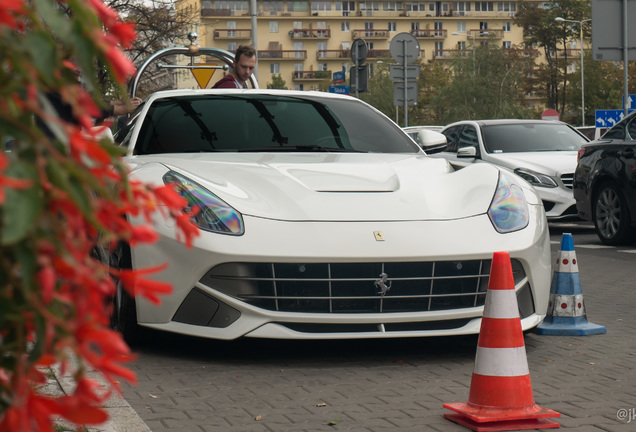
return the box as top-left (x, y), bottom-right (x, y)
top-left (513, 168), bottom-right (558, 188)
top-left (488, 171), bottom-right (529, 233)
top-left (163, 171), bottom-right (244, 235)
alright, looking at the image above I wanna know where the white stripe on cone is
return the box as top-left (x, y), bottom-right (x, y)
top-left (550, 293), bottom-right (586, 317)
top-left (483, 289), bottom-right (520, 319)
top-left (556, 250), bottom-right (578, 273)
top-left (474, 347), bottom-right (530, 376)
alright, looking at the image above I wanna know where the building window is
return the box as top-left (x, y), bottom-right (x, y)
top-left (293, 21), bottom-right (303, 29)
top-left (360, 2), bottom-right (380, 11)
top-left (294, 42), bottom-right (304, 58)
top-left (388, 21), bottom-right (397, 32)
top-left (475, 2), bottom-right (494, 11)
top-left (341, 21), bottom-right (350, 32)
top-left (497, 2), bottom-right (516, 12)
top-left (202, 0), bottom-right (212, 9)
top-left (411, 21), bottom-right (420, 31)
top-left (503, 21), bottom-right (511, 32)
top-left (503, 41), bottom-right (511, 49)
top-left (318, 41), bottom-right (327, 58)
top-left (263, 1), bottom-right (283, 13)
top-left (336, 1), bottom-right (355, 16)
top-left (457, 40), bottom-right (466, 50)
top-left (294, 63), bottom-right (303, 72)
top-left (453, 2), bottom-right (471, 13)
top-left (383, 2), bottom-right (403, 11)
top-left (319, 63), bottom-right (328, 71)
top-left (227, 21), bottom-right (236, 38)
top-left (441, 2), bottom-right (450, 13)
top-left (270, 63), bottom-right (280, 74)
top-left (406, 2), bottom-right (425, 12)
top-left (311, 1), bottom-right (331, 11)
top-left (214, 1), bottom-right (248, 13)
top-left (435, 41), bottom-right (444, 57)
top-left (269, 21), bottom-right (279, 32)
top-left (295, 84), bottom-right (304, 91)
top-left (457, 21), bottom-right (466, 32)
top-left (288, 1), bottom-right (308, 12)
top-left (227, 42), bottom-right (237, 51)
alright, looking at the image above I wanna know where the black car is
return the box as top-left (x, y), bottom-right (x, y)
top-left (573, 111), bottom-right (636, 245)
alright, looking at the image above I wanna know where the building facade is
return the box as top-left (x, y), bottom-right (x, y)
top-left (174, 0), bottom-right (571, 95)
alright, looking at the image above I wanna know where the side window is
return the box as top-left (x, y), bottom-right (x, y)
top-left (458, 126), bottom-right (479, 149)
top-left (442, 126), bottom-right (461, 153)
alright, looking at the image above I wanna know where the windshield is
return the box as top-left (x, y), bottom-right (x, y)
top-left (481, 123), bottom-right (587, 153)
top-left (134, 94), bottom-right (419, 155)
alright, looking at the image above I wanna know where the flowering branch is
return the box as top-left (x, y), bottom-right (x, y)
top-left (0, 1), bottom-right (199, 430)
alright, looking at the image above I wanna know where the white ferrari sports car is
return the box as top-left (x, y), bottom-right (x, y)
top-left (111, 89), bottom-right (551, 342)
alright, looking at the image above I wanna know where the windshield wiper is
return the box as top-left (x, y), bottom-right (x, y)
top-left (237, 145), bottom-right (364, 153)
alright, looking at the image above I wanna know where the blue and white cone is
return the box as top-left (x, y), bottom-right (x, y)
top-left (535, 233), bottom-right (606, 336)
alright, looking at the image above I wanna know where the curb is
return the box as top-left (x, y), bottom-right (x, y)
top-left (42, 363), bottom-right (151, 432)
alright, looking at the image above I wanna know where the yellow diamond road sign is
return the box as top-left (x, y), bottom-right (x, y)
top-left (191, 63), bottom-right (218, 89)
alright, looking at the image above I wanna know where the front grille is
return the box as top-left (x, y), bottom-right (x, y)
top-left (200, 259), bottom-right (528, 314)
top-left (561, 173), bottom-right (574, 189)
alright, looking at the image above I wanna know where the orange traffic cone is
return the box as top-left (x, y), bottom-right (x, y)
top-left (443, 251), bottom-right (561, 431)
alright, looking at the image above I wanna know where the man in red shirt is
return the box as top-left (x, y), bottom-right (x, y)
top-left (213, 45), bottom-right (257, 89)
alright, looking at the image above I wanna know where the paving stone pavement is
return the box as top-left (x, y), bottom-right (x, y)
top-left (113, 230), bottom-right (636, 432)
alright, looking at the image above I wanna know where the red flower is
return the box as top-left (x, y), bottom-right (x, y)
top-left (115, 264), bottom-right (172, 305)
top-left (110, 21), bottom-right (137, 48)
top-left (0, 0), bottom-right (26, 30)
top-left (0, 153), bottom-right (32, 204)
top-left (104, 44), bottom-right (136, 82)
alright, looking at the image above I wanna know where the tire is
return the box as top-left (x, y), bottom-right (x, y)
top-left (110, 243), bottom-right (143, 346)
top-left (592, 181), bottom-right (635, 245)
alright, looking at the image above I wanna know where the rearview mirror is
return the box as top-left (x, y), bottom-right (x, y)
top-left (417, 130), bottom-right (447, 154)
top-left (457, 146), bottom-right (477, 158)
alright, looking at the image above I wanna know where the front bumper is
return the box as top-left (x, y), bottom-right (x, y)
top-left (130, 207), bottom-right (551, 340)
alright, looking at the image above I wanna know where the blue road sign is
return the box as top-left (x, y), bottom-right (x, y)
top-left (595, 109), bottom-right (634, 128)
top-left (622, 94), bottom-right (636, 109)
top-left (329, 85), bottom-right (350, 95)
top-left (333, 71), bottom-right (345, 83)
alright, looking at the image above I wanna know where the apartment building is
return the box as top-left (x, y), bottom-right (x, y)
top-left (175, 1), bottom-right (540, 90)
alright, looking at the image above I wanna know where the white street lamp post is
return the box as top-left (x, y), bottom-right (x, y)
top-left (555, 17), bottom-right (591, 127)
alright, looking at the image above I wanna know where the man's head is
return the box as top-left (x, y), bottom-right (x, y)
top-left (232, 45), bottom-right (256, 85)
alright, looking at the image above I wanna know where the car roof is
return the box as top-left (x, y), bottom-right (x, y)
top-left (143, 88), bottom-right (356, 103)
top-left (442, 119), bottom-right (568, 129)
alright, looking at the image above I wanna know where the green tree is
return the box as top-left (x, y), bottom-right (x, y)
top-left (267, 74), bottom-right (288, 89)
top-left (431, 42), bottom-right (536, 124)
top-left (515, 0), bottom-right (591, 117)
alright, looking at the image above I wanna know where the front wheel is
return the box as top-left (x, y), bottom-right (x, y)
top-left (110, 243), bottom-right (143, 346)
top-left (592, 181), bottom-right (635, 245)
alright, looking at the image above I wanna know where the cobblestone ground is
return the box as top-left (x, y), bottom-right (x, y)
top-left (123, 230), bottom-right (636, 432)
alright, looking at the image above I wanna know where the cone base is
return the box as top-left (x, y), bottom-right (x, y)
top-left (444, 412), bottom-right (560, 431)
top-left (534, 318), bottom-right (606, 336)
top-left (443, 402), bottom-right (561, 423)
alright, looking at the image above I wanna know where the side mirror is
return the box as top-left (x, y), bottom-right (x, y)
top-left (457, 146), bottom-right (477, 158)
top-left (417, 129), bottom-right (447, 154)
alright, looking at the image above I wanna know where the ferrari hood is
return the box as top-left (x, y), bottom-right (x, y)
top-left (131, 153), bottom-right (503, 221)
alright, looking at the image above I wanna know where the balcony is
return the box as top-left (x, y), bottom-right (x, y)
top-left (411, 29), bottom-right (448, 39)
top-left (351, 29), bottom-right (389, 39)
top-left (258, 50), bottom-right (307, 60)
top-left (467, 29), bottom-right (504, 39)
top-left (292, 70), bottom-right (332, 81)
top-left (367, 49), bottom-right (392, 59)
top-left (213, 29), bottom-right (252, 40)
top-left (289, 28), bottom-right (331, 39)
top-left (316, 49), bottom-right (350, 60)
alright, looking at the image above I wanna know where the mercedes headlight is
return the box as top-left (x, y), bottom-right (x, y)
top-left (488, 172), bottom-right (529, 233)
top-left (163, 171), bottom-right (244, 235)
top-left (513, 168), bottom-right (558, 188)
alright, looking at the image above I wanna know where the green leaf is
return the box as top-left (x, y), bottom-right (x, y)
top-left (1, 162), bottom-right (41, 245)
top-left (325, 417), bottom-right (342, 426)
top-left (23, 32), bottom-right (57, 84)
top-left (33, 0), bottom-right (71, 43)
